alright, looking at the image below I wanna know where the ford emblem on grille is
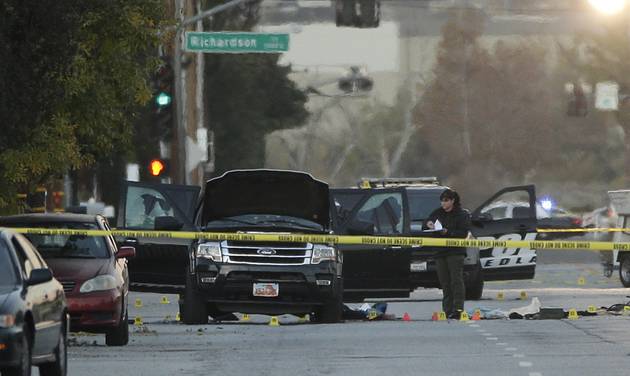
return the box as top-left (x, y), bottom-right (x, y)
top-left (257, 248), bottom-right (276, 255)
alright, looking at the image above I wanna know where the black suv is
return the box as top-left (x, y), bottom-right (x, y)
top-left (331, 178), bottom-right (538, 302)
top-left (117, 170), bottom-right (343, 324)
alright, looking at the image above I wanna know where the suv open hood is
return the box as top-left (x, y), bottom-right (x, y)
top-left (201, 170), bottom-right (330, 230)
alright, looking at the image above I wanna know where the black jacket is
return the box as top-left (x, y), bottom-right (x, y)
top-left (423, 206), bottom-right (471, 257)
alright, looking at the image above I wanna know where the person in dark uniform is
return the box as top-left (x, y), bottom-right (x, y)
top-left (423, 188), bottom-right (471, 319)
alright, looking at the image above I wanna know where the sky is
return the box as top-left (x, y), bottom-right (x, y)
top-left (258, 22), bottom-right (400, 72)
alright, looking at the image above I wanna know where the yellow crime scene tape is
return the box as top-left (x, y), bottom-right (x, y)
top-left (537, 227), bottom-right (630, 233)
top-left (8, 227), bottom-right (630, 252)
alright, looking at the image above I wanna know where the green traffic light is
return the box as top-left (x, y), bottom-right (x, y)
top-left (156, 92), bottom-right (172, 107)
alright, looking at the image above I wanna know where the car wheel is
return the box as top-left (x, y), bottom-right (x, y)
top-left (312, 279), bottom-right (343, 324)
top-left (39, 321), bottom-right (67, 376)
top-left (4, 325), bottom-right (31, 376)
top-left (182, 271), bottom-right (208, 325)
top-left (465, 263), bottom-right (484, 301)
top-left (619, 255), bottom-right (630, 288)
top-left (105, 309), bottom-right (129, 346)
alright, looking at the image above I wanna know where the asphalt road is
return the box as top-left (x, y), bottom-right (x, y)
top-left (46, 249), bottom-right (630, 376)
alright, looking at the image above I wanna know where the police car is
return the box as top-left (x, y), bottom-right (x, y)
top-left (331, 178), bottom-right (538, 301)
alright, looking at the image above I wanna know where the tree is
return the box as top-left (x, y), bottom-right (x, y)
top-left (0, 0), bottom-right (166, 209)
top-left (202, 0), bottom-right (308, 174)
top-left (404, 9), bottom-right (559, 203)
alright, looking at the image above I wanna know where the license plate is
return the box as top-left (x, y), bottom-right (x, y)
top-left (410, 262), bottom-right (427, 272)
top-left (253, 283), bottom-right (279, 297)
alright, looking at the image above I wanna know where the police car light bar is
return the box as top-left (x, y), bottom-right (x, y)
top-left (358, 177), bottom-right (440, 188)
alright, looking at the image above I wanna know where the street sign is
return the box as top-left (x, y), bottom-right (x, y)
top-left (185, 32), bottom-right (289, 53)
top-left (595, 81), bottom-right (619, 111)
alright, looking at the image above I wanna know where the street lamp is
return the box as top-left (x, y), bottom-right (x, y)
top-left (588, 0), bottom-right (626, 15)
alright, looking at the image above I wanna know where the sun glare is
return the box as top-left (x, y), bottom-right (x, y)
top-left (588, 0), bottom-right (626, 15)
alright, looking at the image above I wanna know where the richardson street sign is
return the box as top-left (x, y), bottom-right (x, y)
top-left (185, 32), bottom-right (290, 53)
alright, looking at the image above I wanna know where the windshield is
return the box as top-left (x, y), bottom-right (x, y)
top-left (20, 223), bottom-right (110, 259)
top-left (408, 191), bottom-right (442, 220)
top-left (0, 241), bottom-right (18, 286)
top-left (205, 214), bottom-right (324, 231)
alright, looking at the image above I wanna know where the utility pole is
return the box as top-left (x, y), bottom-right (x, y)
top-left (173, 0), bottom-right (256, 185)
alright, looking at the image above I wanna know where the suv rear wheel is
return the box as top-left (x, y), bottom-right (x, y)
top-left (619, 254), bottom-right (630, 288)
top-left (465, 263), bottom-right (484, 300)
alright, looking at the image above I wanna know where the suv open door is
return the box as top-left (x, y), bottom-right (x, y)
top-left (471, 185), bottom-right (538, 281)
top-left (331, 188), bottom-right (412, 302)
top-left (117, 181), bottom-right (200, 293)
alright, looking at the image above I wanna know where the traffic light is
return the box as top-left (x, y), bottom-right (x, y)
top-left (154, 59), bottom-right (174, 138)
top-left (338, 66), bottom-right (373, 93)
top-left (567, 83), bottom-right (588, 117)
top-left (336, 0), bottom-right (380, 28)
top-left (148, 158), bottom-right (169, 178)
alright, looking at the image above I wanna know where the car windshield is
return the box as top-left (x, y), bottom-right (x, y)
top-left (0, 241), bottom-right (18, 286)
top-left (19, 223), bottom-right (110, 259)
top-left (206, 214), bottom-right (323, 231)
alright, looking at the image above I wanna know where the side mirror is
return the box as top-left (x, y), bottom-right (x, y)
top-left (346, 220), bottom-right (375, 235)
top-left (116, 246), bottom-right (136, 259)
top-left (473, 212), bottom-right (492, 222)
top-left (27, 268), bottom-right (53, 286)
top-left (154, 216), bottom-right (183, 231)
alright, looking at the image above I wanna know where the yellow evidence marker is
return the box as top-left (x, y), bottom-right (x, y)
top-left (134, 298), bottom-right (143, 308)
top-left (519, 291), bottom-right (527, 300)
top-left (241, 314), bottom-right (251, 322)
top-left (160, 296), bottom-right (170, 305)
top-left (134, 316), bottom-right (143, 326)
top-left (567, 309), bottom-right (578, 320)
top-left (496, 292), bottom-right (505, 301)
top-left (587, 305), bottom-right (597, 314)
top-left (438, 311), bottom-right (447, 321)
top-left (269, 316), bottom-right (280, 326)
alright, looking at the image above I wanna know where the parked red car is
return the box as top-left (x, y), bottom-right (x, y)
top-left (0, 214), bottom-right (134, 346)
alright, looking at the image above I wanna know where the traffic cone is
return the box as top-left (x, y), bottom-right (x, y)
top-left (431, 312), bottom-right (438, 321)
top-left (438, 311), bottom-right (447, 321)
top-left (269, 316), bottom-right (280, 326)
top-left (160, 296), bottom-right (170, 305)
top-left (568, 309), bottom-right (578, 320)
top-left (472, 310), bottom-right (481, 321)
top-left (402, 312), bottom-right (411, 322)
top-left (134, 298), bottom-right (143, 308)
top-left (241, 313), bottom-right (251, 322)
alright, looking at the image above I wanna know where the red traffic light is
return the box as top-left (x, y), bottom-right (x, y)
top-left (149, 159), bottom-right (165, 176)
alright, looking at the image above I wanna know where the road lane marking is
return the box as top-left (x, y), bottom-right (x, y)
top-left (505, 347), bottom-right (517, 351)
top-left (496, 343), bottom-right (507, 346)
top-left (513, 354), bottom-right (525, 358)
top-left (519, 361), bottom-right (533, 367)
top-left (486, 337), bottom-right (498, 341)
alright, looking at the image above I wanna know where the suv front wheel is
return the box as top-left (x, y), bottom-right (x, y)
top-left (312, 280), bottom-right (343, 324)
top-left (182, 271), bottom-right (209, 325)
